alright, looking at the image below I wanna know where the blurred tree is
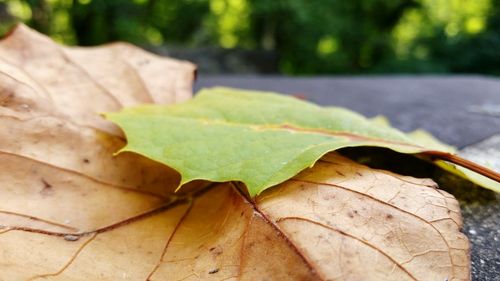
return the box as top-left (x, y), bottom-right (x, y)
top-left (147, 0), bottom-right (209, 45)
top-left (245, 0), bottom-right (418, 73)
top-left (0, 0), bottom-right (498, 75)
top-left (385, 0), bottom-right (495, 74)
top-left (429, 0), bottom-right (500, 75)
top-left (25, 0), bottom-right (51, 34)
top-left (0, 2), bottom-right (16, 36)
top-left (70, 0), bottom-right (145, 45)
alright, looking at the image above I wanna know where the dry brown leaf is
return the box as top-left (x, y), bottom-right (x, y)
top-left (0, 25), bottom-right (470, 281)
top-left (0, 24), bottom-right (197, 197)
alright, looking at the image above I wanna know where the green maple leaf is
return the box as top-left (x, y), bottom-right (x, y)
top-left (106, 87), bottom-right (500, 196)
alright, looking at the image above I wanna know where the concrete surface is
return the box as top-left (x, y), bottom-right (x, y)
top-left (195, 75), bottom-right (500, 280)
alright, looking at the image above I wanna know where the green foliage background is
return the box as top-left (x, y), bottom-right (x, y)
top-left (2, 0), bottom-right (500, 74)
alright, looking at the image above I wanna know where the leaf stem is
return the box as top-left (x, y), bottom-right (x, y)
top-left (424, 151), bottom-right (500, 182)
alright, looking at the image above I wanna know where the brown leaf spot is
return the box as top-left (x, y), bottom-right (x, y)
top-left (209, 246), bottom-right (223, 256)
top-left (0, 90), bottom-right (14, 106)
top-left (40, 178), bottom-right (54, 196)
top-left (292, 94), bottom-right (308, 100)
top-left (208, 268), bottom-right (219, 274)
top-left (63, 234), bottom-right (80, 242)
